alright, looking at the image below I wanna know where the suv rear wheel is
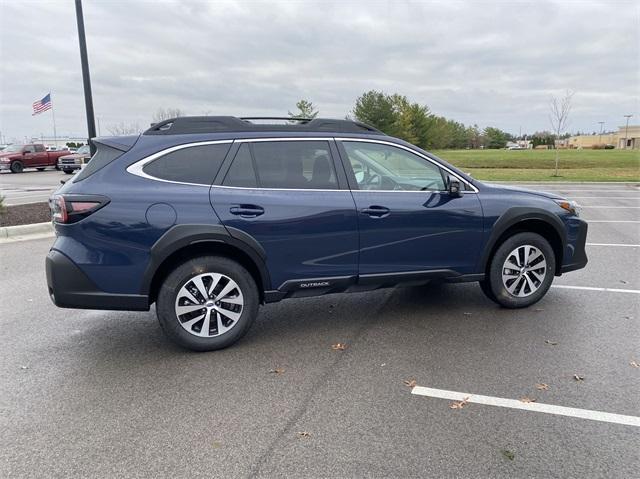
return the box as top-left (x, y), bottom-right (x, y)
top-left (480, 232), bottom-right (555, 308)
top-left (156, 255), bottom-right (259, 351)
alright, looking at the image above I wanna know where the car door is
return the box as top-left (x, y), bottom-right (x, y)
top-left (22, 145), bottom-right (37, 167)
top-left (33, 144), bottom-right (48, 166)
top-left (336, 139), bottom-right (484, 278)
top-left (210, 138), bottom-right (359, 291)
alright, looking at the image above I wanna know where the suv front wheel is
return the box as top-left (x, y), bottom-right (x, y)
top-left (156, 256), bottom-right (259, 351)
top-left (480, 232), bottom-right (556, 308)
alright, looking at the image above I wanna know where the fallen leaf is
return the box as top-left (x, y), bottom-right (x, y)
top-left (501, 449), bottom-right (515, 461)
top-left (449, 397), bottom-right (470, 409)
top-left (519, 396), bottom-right (536, 403)
top-left (19, 365), bottom-right (29, 370)
top-left (630, 360), bottom-right (639, 368)
top-left (545, 340), bottom-right (558, 346)
top-left (404, 379), bottom-right (417, 388)
top-left (620, 280), bottom-right (628, 284)
top-left (573, 374), bottom-right (585, 381)
top-left (380, 363), bottom-right (386, 367)
top-left (269, 368), bottom-right (285, 374)
top-left (212, 441), bottom-right (222, 449)
top-left (297, 431), bottom-right (311, 438)
top-left (535, 383), bottom-right (549, 391)
top-left (331, 343), bottom-right (347, 351)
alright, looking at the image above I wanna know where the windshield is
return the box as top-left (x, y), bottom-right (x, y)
top-left (77, 145), bottom-right (90, 154)
top-left (2, 145), bottom-right (23, 153)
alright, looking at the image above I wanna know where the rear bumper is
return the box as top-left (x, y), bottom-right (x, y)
top-left (46, 249), bottom-right (149, 311)
top-left (560, 218), bottom-right (588, 274)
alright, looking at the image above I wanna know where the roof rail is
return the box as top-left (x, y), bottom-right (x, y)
top-left (143, 116), bottom-right (383, 136)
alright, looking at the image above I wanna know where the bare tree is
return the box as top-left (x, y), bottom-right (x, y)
top-left (153, 108), bottom-right (184, 122)
top-left (107, 121), bottom-right (141, 136)
top-left (549, 90), bottom-right (574, 176)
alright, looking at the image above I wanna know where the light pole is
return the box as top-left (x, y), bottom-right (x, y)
top-left (598, 121), bottom-right (604, 146)
top-left (74, 0), bottom-right (97, 154)
top-left (623, 114), bottom-right (632, 149)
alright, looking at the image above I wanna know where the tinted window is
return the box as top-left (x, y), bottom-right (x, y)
top-left (24, 145), bottom-right (36, 153)
top-left (343, 141), bottom-right (446, 191)
top-left (223, 144), bottom-right (257, 187)
top-left (74, 143), bottom-right (124, 182)
top-left (251, 141), bottom-right (337, 189)
top-left (143, 143), bottom-right (231, 185)
top-left (34, 144), bottom-right (45, 152)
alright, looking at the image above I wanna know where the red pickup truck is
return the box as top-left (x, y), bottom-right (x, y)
top-left (0, 144), bottom-right (70, 173)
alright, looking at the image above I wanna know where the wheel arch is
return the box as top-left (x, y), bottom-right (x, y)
top-left (480, 209), bottom-right (566, 276)
top-left (142, 224), bottom-right (271, 305)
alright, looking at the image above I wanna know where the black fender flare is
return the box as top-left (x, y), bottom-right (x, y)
top-left (478, 207), bottom-right (566, 273)
top-left (140, 224), bottom-right (271, 296)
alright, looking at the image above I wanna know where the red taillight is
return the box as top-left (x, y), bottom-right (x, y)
top-left (49, 194), bottom-right (109, 224)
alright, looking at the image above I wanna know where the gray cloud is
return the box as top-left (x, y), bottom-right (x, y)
top-left (1, 0), bottom-right (638, 143)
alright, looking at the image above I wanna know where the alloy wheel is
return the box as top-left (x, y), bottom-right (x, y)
top-left (174, 272), bottom-right (244, 337)
top-left (501, 245), bottom-right (547, 297)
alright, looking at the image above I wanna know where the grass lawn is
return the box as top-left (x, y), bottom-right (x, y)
top-left (431, 149), bottom-right (640, 182)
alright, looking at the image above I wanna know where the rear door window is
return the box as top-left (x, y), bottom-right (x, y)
top-left (142, 143), bottom-right (231, 185)
top-left (222, 144), bottom-right (258, 188)
top-left (250, 141), bottom-right (337, 189)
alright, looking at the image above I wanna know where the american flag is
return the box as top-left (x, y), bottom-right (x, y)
top-left (32, 93), bottom-right (52, 116)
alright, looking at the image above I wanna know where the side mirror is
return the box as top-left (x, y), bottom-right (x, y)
top-left (448, 176), bottom-right (462, 197)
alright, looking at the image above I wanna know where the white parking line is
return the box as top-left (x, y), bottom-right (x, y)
top-left (587, 243), bottom-right (640, 247)
top-left (551, 285), bottom-right (640, 294)
top-left (581, 206), bottom-right (640, 209)
top-left (569, 197), bottom-right (640, 199)
top-left (587, 220), bottom-right (640, 223)
top-left (411, 386), bottom-right (640, 428)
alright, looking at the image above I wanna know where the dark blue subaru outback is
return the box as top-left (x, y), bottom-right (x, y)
top-left (46, 117), bottom-right (588, 351)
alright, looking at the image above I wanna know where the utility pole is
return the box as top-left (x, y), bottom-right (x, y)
top-left (74, 0), bottom-right (97, 154)
top-left (623, 114), bottom-right (632, 149)
top-left (598, 121), bottom-right (604, 146)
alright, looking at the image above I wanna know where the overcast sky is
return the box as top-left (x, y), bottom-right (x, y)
top-left (1, 0), bottom-right (638, 143)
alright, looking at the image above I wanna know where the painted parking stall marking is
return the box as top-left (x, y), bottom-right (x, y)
top-left (551, 285), bottom-right (640, 294)
top-left (586, 243), bottom-right (640, 247)
top-left (411, 386), bottom-right (640, 428)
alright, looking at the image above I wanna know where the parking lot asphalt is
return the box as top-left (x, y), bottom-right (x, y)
top-left (1, 182), bottom-right (638, 478)
top-left (0, 169), bottom-right (65, 206)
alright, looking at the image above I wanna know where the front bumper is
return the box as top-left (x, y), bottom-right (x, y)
top-left (46, 249), bottom-right (149, 311)
top-left (560, 218), bottom-right (588, 274)
top-left (0, 163), bottom-right (10, 171)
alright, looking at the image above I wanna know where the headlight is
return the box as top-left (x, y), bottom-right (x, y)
top-left (555, 199), bottom-right (580, 216)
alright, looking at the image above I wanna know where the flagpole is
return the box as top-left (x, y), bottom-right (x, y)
top-left (50, 92), bottom-right (58, 148)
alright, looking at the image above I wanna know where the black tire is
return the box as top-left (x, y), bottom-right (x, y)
top-left (63, 169), bottom-right (73, 174)
top-left (483, 232), bottom-right (556, 309)
top-left (156, 255), bottom-right (259, 351)
top-left (36, 167), bottom-right (46, 171)
top-left (10, 161), bottom-right (24, 173)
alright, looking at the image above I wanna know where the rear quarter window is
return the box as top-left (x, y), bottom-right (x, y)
top-left (74, 143), bottom-right (125, 182)
top-left (142, 143), bottom-right (231, 185)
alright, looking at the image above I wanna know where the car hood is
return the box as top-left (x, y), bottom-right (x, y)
top-left (0, 151), bottom-right (19, 158)
top-left (59, 153), bottom-right (89, 160)
top-left (489, 183), bottom-right (566, 200)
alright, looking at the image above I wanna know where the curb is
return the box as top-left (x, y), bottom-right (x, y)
top-left (0, 222), bottom-right (54, 243)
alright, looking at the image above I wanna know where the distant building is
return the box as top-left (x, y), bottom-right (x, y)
top-left (565, 125), bottom-right (640, 149)
top-left (617, 125), bottom-right (640, 149)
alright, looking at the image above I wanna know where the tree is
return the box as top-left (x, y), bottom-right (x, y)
top-left (352, 90), bottom-right (399, 136)
top-left (153, 108), bottom-right (184, 122)
top-left (107, 122), bottom-right (141, 136)
top-left (288, 99), bottom-right (318, 120)
top-left (549, 90), bottom-right (574, 176)
top-left (483, 127), bottom-right (509, 149)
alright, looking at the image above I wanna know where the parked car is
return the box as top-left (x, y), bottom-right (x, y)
top-left (58, 145), bottom-right (91, 174)
top-left (0, 144), bottom-right (70, 173)
top-left (46, 116), bottom-right (588, 351)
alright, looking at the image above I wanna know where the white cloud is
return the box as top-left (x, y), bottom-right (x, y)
top-left (0, 0), bottom-right (638, 142)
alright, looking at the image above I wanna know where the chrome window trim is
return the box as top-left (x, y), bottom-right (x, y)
top-left (335, 137), bottom-right (479, 193)
top-left (126, 140), bottom-right (234, 187)
top-left (127, 136), bottom-right (478, 194)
